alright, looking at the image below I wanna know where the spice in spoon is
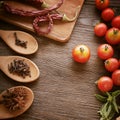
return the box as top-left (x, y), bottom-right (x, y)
top-left (0, 86), bottom-right (34, 119)
top-left (14, 32), bottom-right (27, 48)
top-left (8, 59), bottom-right (31, 78)
top-left (0, 87), bottom-right (27, 111)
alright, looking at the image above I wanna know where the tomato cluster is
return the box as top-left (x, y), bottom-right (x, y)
top-left (95, 0), bottom-right (120, 92)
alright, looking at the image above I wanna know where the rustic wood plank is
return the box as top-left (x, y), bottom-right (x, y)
top-left (0, 0), bottom-right (120, 120)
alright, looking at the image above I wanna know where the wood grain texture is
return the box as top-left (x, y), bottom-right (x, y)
top-left (0, 0), bottom-right (84, 42)
top-left (0, 0), bottom-right (120, 120)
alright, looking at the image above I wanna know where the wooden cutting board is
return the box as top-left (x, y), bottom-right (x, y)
top-left (0, 0), bottom-right (84, 42)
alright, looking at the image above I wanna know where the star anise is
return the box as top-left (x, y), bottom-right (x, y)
top-left (0, 87), bottom-right (27, 111)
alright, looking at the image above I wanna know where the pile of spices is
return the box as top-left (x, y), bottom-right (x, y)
top-left (8, 59), bottom-right (31, 78)
top-left (14, 32), bottom-right (27, 49)
top-left (0, 87), bottom-right (27, 111)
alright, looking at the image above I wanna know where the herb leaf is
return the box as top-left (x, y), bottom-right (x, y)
top-left (99, 102), bottom-right (109, 119)
top-left (96, 90), bottom-right (120, 120)
top-left (112, 90), bottom-right (120, 98)
top-left (113, 96), bottom-right (119, 113)
top-left (95, 94), bottom-right (107, 103)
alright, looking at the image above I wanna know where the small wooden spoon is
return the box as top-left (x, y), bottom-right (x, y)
top-left (0, 86), bottom-right (34, 119)
top-left (0, 30), bottom-right (38, 55)
top-left (0, 56), bottom-right (40, 82)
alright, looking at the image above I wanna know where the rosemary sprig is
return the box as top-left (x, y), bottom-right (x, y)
top-left (95, 90), bottom-right (120, 120)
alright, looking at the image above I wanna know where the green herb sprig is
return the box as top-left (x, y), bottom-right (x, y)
top-left (95, 90), bottom-right (120, 120)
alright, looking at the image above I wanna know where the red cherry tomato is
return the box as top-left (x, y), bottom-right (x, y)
top-left (101, 8), bottom-right (115, 21)
top-left (97, 44), bottom-right (114, 60)
top-left (111, 16), bottom-right (120, 29)
top-left (94, 23), bottom-right (107, 37)
top-left (95, 0), bottom-right (110, 10)
top-left (112, 69), bottom-right (120, 86)
top-left (105, 27), bottom-right (120, 45)
top-left (72, 44), bottom-right (90, 63)
top-left (97, 76), bottom-right (113, 92)
top-left (104, 58), bottom-right (119, 72)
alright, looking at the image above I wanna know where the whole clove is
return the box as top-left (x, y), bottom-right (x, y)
top-left (14, 32), bottom-right (27, 49)
top-left (8, 59), bottom-right (31, 78)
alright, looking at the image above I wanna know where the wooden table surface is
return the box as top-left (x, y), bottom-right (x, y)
top-left (0, 0), bottom-right (120, 120)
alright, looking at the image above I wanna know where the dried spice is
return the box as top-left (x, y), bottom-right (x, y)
top-left (14, 32), bottom-right (27, 48)
top-left (33, 8), bottom-right (80, 35)
top-left (0, 87), bottom-right (27, 111)
top-left (19, 0), bottom-right (47, 8)
top-left (2, 0), bottom-right (79, 35)
top-left (33, 13), bottom-right (53, 34)
top-left (8, 59), bottom-right (31, 78)
top-left (3, 0), bottom-right (63, 17)
top-left (1, 0), bottom-right (47, 8)
top-left (16, 0), bottom-right (44, 6)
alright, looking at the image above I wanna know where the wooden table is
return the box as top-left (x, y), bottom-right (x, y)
top-left (0, 0), bottom-right (120, 120)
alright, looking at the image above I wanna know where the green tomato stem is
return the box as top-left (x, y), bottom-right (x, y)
top-left (105, 45), bottom-right (108, 51)
top-left (41, 1), bottom-right (49, 8)
top-left (100, 0), bottom-right (104, 4)
top-left (113, 29), bottom-right (119, 35)
top-left (105, 60), bottom-right (109, 65)
top-left (80, 47), bottom-right (84, 53)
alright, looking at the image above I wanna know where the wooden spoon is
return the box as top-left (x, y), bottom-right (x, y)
top-left (0, 30), bottom-right (38, 55)
top-left (0, 86), bottom-right (34, 119)
top-left (0, 56), bottom-right (40, 82)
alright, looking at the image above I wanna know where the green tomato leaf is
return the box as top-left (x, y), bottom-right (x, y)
top-left (95, 94), bottom-right (107, 102)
